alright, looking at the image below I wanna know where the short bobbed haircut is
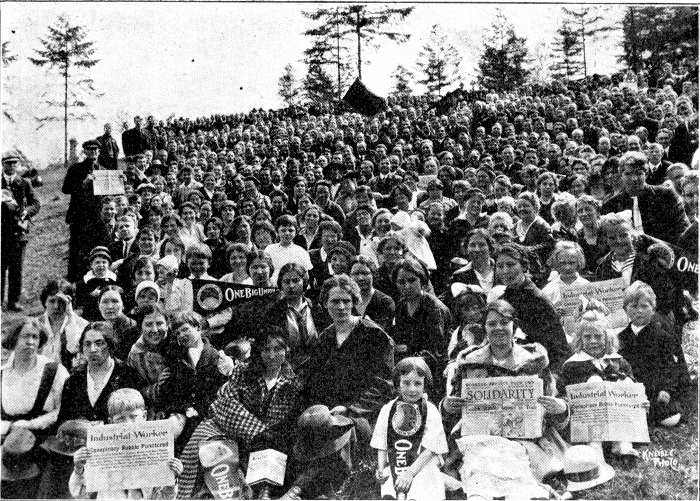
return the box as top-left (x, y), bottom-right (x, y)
top-left (623, 280), bottom-right (657, 310)
top-left (391, 258), bottom-right (430, 287)
top-left (483, 299), bottom-right (517, 325)
top-left (599, 212), bottom-right (638, 241)
top-left (547, 240), bottom-right (586, 271)
top-left (319, 274), bottom-right (362, 308)
top-left (40, 278), bottom-right (76, 307)
top-left (136, 303), bottom-right (168, 329)
top-left (248, 325), bottom-right (290, 376)
top-left (494, 243), bottom-right (530, 272)
top-left (571, 310), bottom-right (617, 355)
top-left (108, 388), bottom-right (146, 417)
top-left (350, 254), bottom-right (378, 275)
top-left (576, 194), bottom-right (602, 214)
top-left (517, 191), bottom-right (541, 214)
top-left (171, 311), bottom-right (205, 332)
top-left (226, 242), bottom-right (251, 263)
top-left (79, 321), bottom-right (117, 355)
top-left (392, 356), bottom-right (433, 390)
top-left (185, 242), bottom-right (213, 262)
top-left (277, 262), bottom-right (309, 290)
top-left (377, 233), bottom-right (407, 255)
top-left (246, 249), bottom-right (274, 275)
top-left (3, 317), bottom-right (50, 350)
top-left (464, 228), bottom-right (494, 254)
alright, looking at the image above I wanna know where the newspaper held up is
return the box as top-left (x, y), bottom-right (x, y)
top-left (85, 419), bottom-right (174, 492)
top-left (461, 376), bottom-right (544, 439)
top-left (558, 278), bottom-right (628, 331)
top-left (92, 169), bottom-right (125, 195)
top-left (566, 381), bottom-right (650, 443)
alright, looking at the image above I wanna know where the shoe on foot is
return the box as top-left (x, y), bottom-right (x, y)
top-left (280, 486), bottom-right (301, 500)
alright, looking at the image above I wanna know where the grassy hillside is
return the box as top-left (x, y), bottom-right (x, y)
top-left (2, 164), bottom-right (697, 500)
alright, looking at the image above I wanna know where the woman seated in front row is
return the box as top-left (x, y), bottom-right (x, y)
top-left (442, 300), bottom-right (570, 491)
top-left (176, 327), bottom-right (302, 499)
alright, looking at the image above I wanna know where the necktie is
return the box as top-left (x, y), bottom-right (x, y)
top-left (631, 196), bottom-right (644, 232)
top-left (291, 306), bottom-right (308, 348)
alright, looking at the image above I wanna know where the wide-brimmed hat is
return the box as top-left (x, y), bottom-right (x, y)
top-left (564, 445), bottom-right (615, 492)
top-left (2, 428), bottom-right (40, 481)
top-left (293, 405), bottom-right (355, 462)
top-left (41, 419), bottom-right (90, 456)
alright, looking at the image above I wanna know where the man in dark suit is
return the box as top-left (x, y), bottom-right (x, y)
top-left (62, 140), bottom-right (104, 281)
top-left (602, 151), bottom-right (689, 245)
top-left (494, 145), bottom-right (522, 179)
top-left (644, 142), bottom-right (671, 185)
top-left (96, 123), bottom-right (119, 170)
top-left (121, 116), bottom-right (147, 157)
top-left (2, 153), bottom-right (40, 311)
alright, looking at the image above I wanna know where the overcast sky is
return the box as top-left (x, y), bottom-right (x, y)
top-left (0, 2), bottom-right (633, 165)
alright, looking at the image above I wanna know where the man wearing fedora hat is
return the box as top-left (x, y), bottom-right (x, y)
top-left (62, 140), bottom-right (106, 282)
top-left (2, 152), bottom-right (40, 311)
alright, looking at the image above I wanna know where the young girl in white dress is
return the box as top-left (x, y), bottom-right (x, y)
top-left (371, 357), bottom-right (448, 500)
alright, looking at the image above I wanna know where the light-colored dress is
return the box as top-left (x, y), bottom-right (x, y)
top-left (370, 396), bottom-right (448, 501)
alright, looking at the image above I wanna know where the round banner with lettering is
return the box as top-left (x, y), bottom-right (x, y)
top-left (196, 283), bottom-right (223, 311)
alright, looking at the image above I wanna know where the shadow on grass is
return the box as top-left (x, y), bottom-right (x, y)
top-left (337, 380), bottom-right (698, 500)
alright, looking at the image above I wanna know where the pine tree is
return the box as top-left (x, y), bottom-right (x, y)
top-left (561, 6), bottom-right (617, 78)
top-left (2, 41), bottom-right (17, 122)
top-left (278, 64), bottom-right (300, 107)
top-left (302, 5), bottom-right (413, 82)
top-left (619, 6), bottom-right (698, 77)
top-left (549, 21), bottom-right (584, 80)
top-left (477, 10), bottom-right (529, 92)
top-left (29, 15), bottom-right (101, 169)
top-left (416, 25), bottom-right (462, 97)
top-left (302, 64), bottom-right (336, 106)
top-left (303, 8), bottom-right (353, 99)
top-left (390, 65), bottom-right (414, 100)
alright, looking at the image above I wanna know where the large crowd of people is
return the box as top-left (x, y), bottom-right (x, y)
top-left (1, 63), bottom-right (698, 499)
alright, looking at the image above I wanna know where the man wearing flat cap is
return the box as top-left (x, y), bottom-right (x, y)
top-left (62, 140), bottom-right (104, 282)
top-left (2, 153), bottom-right (40, 311)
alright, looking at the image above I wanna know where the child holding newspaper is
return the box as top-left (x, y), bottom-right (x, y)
top-left (70, 388), bottom-right (183, 499)
top-left (557, 300), bottom-right (648, 458)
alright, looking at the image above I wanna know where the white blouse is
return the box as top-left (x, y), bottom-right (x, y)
top-left (1, 354), bottom-right (69, 430)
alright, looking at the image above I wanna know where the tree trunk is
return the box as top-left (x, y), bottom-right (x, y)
top-left (629, 8), bottom-right (638, 72)
top-left (336, 11), bottom-right (341, 99)
top-left (580, 19), bottom-right (588, 79)
top-left (64, 66), bottom-right (68, 170)
top-left (356, 11), bottom-right (361, 80)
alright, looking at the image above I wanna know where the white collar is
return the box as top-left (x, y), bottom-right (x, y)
top-left (84, 269), bottom-right (117, 283)
top-left (630, 323), bottom-right (646, 335)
